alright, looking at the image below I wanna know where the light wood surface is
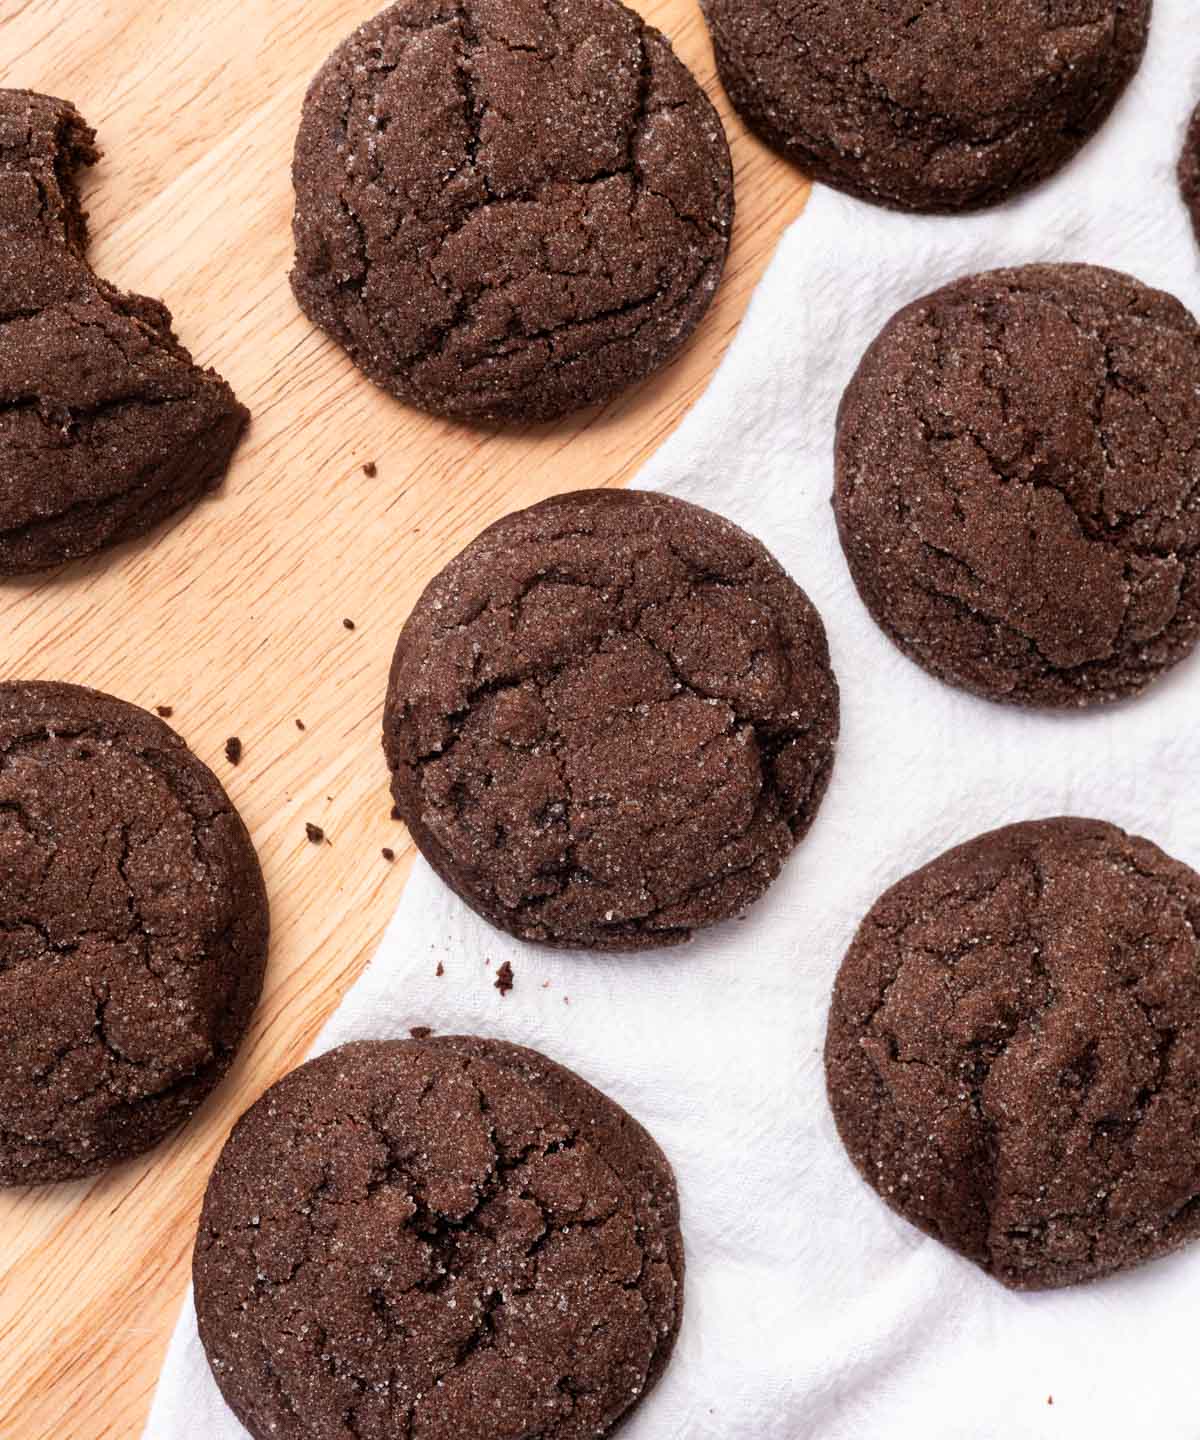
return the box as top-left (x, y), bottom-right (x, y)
top-left (0, 1), bottom-right (809, 1435)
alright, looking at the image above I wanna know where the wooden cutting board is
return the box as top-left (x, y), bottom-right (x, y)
top-left (0, 1), bottom-right (809, 1434)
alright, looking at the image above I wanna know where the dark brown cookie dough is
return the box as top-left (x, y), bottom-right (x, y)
top-left (290, 0), bottom-right (733, 423)
top-left (0, 682), bottom-right (269, 1186)
top-left (384, 488), bottom-right (839, 949)
top-left (702, 0), bottom-right (1150, 213)
top-left (826, 817), bottom-right (1200, 1291)
top-left (194, 1036), bottom-right (684, 1440)
top-left (834, 263), bottom-right (1200, 707)
top-left (0, 90), bottom-right (249, 576)
top-left (1180, 99), bottom-right (1200, 246)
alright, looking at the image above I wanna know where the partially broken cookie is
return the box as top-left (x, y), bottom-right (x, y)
top-left (0, 89), bottom-right (249, 576)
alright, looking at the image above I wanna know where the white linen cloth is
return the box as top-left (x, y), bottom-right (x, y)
top-left (147, 3), bottom-right (1200, 1435)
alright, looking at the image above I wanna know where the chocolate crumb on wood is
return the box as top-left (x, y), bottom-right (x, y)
top-left (362, 461), bottom-right (377, 478)
top-left (156, 705), bottom-right (173, 718)
top-left (305, 822), bottom-right (325, 845)
top-left (224, 736), bottom-right (242, 765)
top-left (382, 847), bottom-right (395, 862)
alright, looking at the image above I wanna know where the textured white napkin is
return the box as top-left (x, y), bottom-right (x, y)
top-left (147, 3), bottom-right (1200, 1436)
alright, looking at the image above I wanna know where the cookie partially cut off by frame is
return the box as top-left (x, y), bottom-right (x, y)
top-left (194, 1036), bottom-right (684, 1440)
top-left (826, 817), bottom-right (1200, 1290)
top-left (1180, 98), bottom-right (1200, 247)
top-left (384, 488), bottom-right (839, 950)
top-left (290, 0), bottom-right (734, 423)
top-left (702, 0), bottom-right (1150, 213)
top-left (0, 682), bottom-right (268, 1186)
top-left (834, 263), bottom-right (1200, 708)
top-left (0, 89), bottom-right (249, 576)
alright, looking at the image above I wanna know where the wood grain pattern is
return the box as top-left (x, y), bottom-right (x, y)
top-left (0, 1), bottom-right (809, 1435)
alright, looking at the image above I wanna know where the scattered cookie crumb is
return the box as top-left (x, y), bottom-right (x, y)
top-left (436, 962), bottom-right (445, 978)
top-left (409, 1025), bottom-right (433, 1039)
top-left (382, 847), bottom-right (395, 862)
top-left (156, 705), bottom-right (173, 719)
top-left (224, 736), bottom-right (243, 765)
top-left (295, 718), bottom-right (306, 731)
top-left (305, 822), bottom-right (325, 845)
top-left (564, 996), bottom-right (570, 1005)
top-left (1047, 1397), bottom-right (1054, 1407)
top-left (391, 804), bottom-right (403, 821)
top-left (362, 461), bottom-right (377, 478)
top-left (342, 618), bottom-right (356, 631)
top-left (494, 961), bottom-right (514, 996)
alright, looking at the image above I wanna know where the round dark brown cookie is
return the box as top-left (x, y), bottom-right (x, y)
top-left (826, 817), bottom-right (1200, 1291)
top-left (194, 1036), bottom-right (684, 1440)
top-left (290, 0), bottom-right (733, 423)
top-left (0, 90), bottom-right (250, 577)
top-left (0, 682), bottom-right (269, 1186)
top-left (702, 0), bottom-right (1150, 214)
top-left (383, 488), bottom-right (839, 950)
top-left (1180, 99), bottom-right (1200, 246)
top-left (834, 263), bottom-right (1200, 708)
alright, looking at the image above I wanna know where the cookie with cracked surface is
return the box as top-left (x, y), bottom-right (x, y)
top-left (194, 1036), bottom-right (684, 1440)
top-left (826, 817), bottom-right (1200, 1291)
top-left (702, 0), bottom-right (1150, 214)
top-left (834, 263), bottom-right (1200, 708)
top-left (1180, 99), bottom-right (1200, 247)
top-left (290, 0), bottom-right (733, 423)
top-left (0, 682), bottom-right (269, 1186)
top-left (0, 90), bottom-right (249, 576)
top-left (383, 488), bottom-right (839, 949)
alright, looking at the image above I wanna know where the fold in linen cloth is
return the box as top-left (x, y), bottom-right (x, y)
top-left (147, 3), bottom-right (1200, 1435)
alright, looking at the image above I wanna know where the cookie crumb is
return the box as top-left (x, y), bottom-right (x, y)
top-left (362, 461), bottom-right (377, 478)
top-left (224, 736), bottom-right (243, 766)
top-left (494, 961), bottom-right (514, 996)
top-left (391, 804), bottom-right (403, 821)
top-left (382, 847), bottom-right (395, 862)
top-left (342, 618), bottom-right (356, 631)
top-left (305, 822), bottom-right (325, 845)
top-left (436, 961), bottom-right (445, 978)
top-left (295, 718), bottom-right (306, 731)
top-left (409, 1025), bottom-right (433, 1039)
top-left (155, 705), bottom-right (173, 719)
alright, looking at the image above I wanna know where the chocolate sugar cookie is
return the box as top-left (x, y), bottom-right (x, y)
top-left (1180, 99), bottom-right (1200, 245)
top-left (194, 1036), bottom-right (684, 1440)
top-left (0, 683), bottom-right (268, 1185)
top-left (826, 818), bottom-right (1200, 1291)
top-left (291, 0), bottom-right (733, 423)
top-left (703, 0), bottom-right (1150, 213)
top-left (384, 488), bottom-right (839, 949)
top-left (0, 91), bottom-right (249, 576)
top-left (834, 264), bottom-right (1200, 707)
